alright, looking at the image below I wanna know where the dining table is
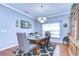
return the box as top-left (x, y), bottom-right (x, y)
top-left (27, 36), bottom-right (47, 44)
top-left (27, 36), bottom-right (48, 55)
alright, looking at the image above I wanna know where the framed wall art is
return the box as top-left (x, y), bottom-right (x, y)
top-left (20, 20), bottom-right (31, 29)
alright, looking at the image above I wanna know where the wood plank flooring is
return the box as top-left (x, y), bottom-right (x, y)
top-left (0, 46), bottom-right (18, 56)
top-left (56, 44), bottom-right (69, 56)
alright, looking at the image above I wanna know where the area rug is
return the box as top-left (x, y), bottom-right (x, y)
top-left (13, 43), bottom-right (56, 56)
top-left (26, 43), bottom-right (56, 56)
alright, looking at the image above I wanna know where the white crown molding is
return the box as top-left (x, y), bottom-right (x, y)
top-left (0, 3), bottom-right (35, 19)
top-left (46, 11), bottom-right (70, 18)
top-left (0, 3), bottom-right (70, 19)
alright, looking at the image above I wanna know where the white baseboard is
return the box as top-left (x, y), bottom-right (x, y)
top-left (0, 44), bottom-right (18, 51)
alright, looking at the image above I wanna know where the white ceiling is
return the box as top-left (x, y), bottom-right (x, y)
top-left (7, 3), bottom-right (72, 19)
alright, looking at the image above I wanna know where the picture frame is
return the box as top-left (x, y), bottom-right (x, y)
top-left (20, 20), bottom-right (31, 29)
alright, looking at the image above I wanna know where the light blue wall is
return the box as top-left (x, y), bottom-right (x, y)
top-left (0, 5), bottom-right (41, 49)
top-left (34, 20), bottom-right (42, 34)
top-left (44, 14), bottom-right (70, 41)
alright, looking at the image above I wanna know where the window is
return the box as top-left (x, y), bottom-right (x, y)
top-left (42, 23), bottom-right (60, 38)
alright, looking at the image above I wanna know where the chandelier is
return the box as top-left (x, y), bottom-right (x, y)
top-left (37, 17), bottom-right (47, 23)
top-left (37, 5), bottom-right (47, 23)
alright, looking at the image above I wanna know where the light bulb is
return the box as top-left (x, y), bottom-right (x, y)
top-left (40, 20), bottom-right (45, 23)
top-left (43, 17), bottom-right (47, 21)
top-left (37, 17), bottom-right (41, 21)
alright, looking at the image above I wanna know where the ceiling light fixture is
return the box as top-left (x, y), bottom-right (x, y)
top-left (37, 17), bottom-right (47, 23)
top-left (37, 5), bottom-right (47, 23)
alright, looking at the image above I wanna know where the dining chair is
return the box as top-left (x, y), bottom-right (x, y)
top-left (45, 31), bottom-right (51, 50)
top-left (16, 33), bottom-right (37, 56)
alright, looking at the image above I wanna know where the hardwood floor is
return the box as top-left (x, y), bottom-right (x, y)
top-left (59, 44), bottom-right (69, 56)
top-left (0, 46), bottom-right (18, 56)
top-left (0, 43), bottom-right (69, 56)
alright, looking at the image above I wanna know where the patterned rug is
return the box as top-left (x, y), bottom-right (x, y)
top-left (13, 43), bottom-right (56, 56)
top-left (25, 43), bottom-right (56, 56)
